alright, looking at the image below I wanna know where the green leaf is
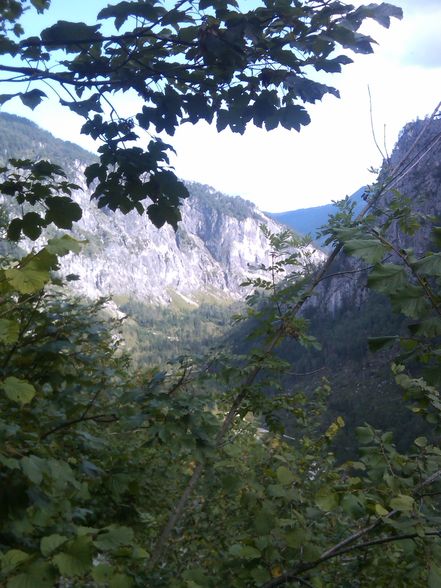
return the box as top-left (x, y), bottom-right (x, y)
top-left (367, 264), bottom-right (408, 293)
top-left (253, 510), bottom-right (274, 534)
top-left (0, 318), bottom-right (20, 344)
top-left (374, 503), bottom-right (389, 516)
top-left (429, 563), bottom-right (441, 588)
top-left (30, 0), bottom-right (50, 13)
top-left (21, 455), bottom-right (46, 484)
top-left (414, 436), bottom-right (427, 448)
top-left (276, 466), bottom-right (295, 485)
top-left (315, 489), bottom-right (338, 511)
top-left (344, 238), bottom-right (387, 263)
top-left (1, 550), bottom-right (30, 574)
top-left (0, 93), bottom-right (18, 105)
top-left (228, 544), bottom-right (261, 560)
top-left (5, 266), bottom-right (49, 294)
top-left (109, 574), bottom-right (133, 588)
top-left (93, 526), bottom-right (134, 551)
top-left (92, 564), bottom-right (114, 584)
top-left (356, 426), bottom-right (374, 445)
top-left (40, 534), bottom-right (68, 557)
top-left (284, 528), bottom-right (307, 549)
top-left (412, 252), bottom-right (441, 277)
top-left (182, 568), bottom-right (210, 586)
top-left (46, 235), bottom-right (84, 256)
top-left (41, 21), bottom-right (102, 48)
top-left (390, 494), bottom-right (414, 512)
top-left (7, 561), bottom-right (55, 588)
top-left (20, 89), bottom-right (46, 110)
top-left (53, 537), bottom-right (93, 577)
top-left (2, 377), bottom-right (36, 405)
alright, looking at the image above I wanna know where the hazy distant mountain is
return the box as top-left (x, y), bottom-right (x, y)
top-left (266, 186), bottom-right (366, 246)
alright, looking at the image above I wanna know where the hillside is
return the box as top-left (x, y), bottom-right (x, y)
top-left (0, 113), bottom-right (320, 308)
top-left (267, 186), bottom-right (366, 246)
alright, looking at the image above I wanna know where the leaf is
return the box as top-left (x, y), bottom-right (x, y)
top-left (93, 526), bottom-right (134, 551)
top-left (1, 550), bottom-right (30, 574)
top-left (390, 494), bottom-right (414, 512)
top-left (414, 436), bottom-right (427, 448)
top-left (253, 510), bottom-right (274, 534)
top-left (276, 466), bottom-right (295, 485)
top-left (356, 426), bottom-right (374, 445)
top-left (92, 564), bottom-right (114, 584)
top-left (2, 377), bottom-right (36, 405)
top-left (53, 537), bottom-right (93, 577)
top-left (45, 197), bottom-right (82, 229)
top-left (30, 0), bottom-right (50, 13)
top-left (41, 21), bottom-right (102, 48)
top-left (182, 568), bottom-right (210, 586)
top-left (284, 528), bottom-right (307, 549)
top-left (5, 265), bottom-right (49, 294)
top-left (344, 238), bottom-right (387, 263)
top-left (367, 264), bottom-right (408, 293)
top-left (0, 318), bottom-right (20, 344)
top-left (46, 235), bottom-right (84, 256)
top-left (109, 574), bottom-right (133, 588)
top-left (429, 563), bottom-right (441, 588)
top-left (21, 455), bottom-right (46, 484)
top-left (341, 494), bottom-right (365, 518)
top-left (374, 503), bottom-right (389, 516)
top-left (228, 544), bottom-right (261, 560)
top-left (22, 212), bottom-right (45, 240)
top-left (20, 89), bottom-right (46, 110)
top-left (7, 566), bottom-right (54, 588)
top-left (412, 252), bottom-right (441, 277)
top-left (315, 489), bottom-right (338, 511)
top-left (40, 534), bottom-right (68, 557)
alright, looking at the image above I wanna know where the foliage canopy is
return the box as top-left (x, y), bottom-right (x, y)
top-left (0, 0), bottom-right (401, 227)
top-left (6, 3), bottom-right (441, 588)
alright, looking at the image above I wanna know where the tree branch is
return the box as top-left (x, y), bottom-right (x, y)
top-left (41, 413), bottom-right (118, 440)
top-left (262, 531), bottom-right (441, 588)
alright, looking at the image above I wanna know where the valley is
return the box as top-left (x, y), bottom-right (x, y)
top-left (1, 5), bottom-right (441, 580)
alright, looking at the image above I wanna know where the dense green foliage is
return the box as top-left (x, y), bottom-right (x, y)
top-left (6, 3), bottom-right (441, 588)
top-left (0, 0), bottom-right (401, 228)
top-left (3, 138), bottom-right (441, 587)
top-left (120, 299), bottom-right (237, 366)
top-left (0, 112), bottom-right (96, 168)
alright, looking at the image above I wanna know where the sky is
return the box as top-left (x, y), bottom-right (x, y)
top-left (2, 0), bottom-right (441, 212)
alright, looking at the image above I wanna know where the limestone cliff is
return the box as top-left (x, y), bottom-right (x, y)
top-left (0, 112), bottom-right (323, 305)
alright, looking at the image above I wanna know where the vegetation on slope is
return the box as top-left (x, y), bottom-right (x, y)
top-left (5, 3), bottom-right (441, 588)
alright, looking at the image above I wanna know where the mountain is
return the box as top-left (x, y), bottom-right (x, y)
top-left (282, 116), bottom-right (441, 456)
top-left (0, 112), bottom-right (322, 306)
top-left (266, 186), bottom-right (366, 246)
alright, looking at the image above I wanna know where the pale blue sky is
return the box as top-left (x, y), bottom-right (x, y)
top-left (2, 1), bottom-right (441, 212)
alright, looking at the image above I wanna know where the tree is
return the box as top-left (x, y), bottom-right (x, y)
top-left (7, 3), bottom-right (441, 588)
top-left (0, 0), bottom-right (402, 229)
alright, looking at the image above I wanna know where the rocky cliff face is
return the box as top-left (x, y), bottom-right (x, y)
top-left (309, 116), bottom-right (441, 314)
top-left (63, 175), bottom-right (292, 305)
top-left (0, 113), bottom-right (323, 306)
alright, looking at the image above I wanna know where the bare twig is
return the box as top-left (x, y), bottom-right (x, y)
top-left (41, 413), bottom-right (118, 440)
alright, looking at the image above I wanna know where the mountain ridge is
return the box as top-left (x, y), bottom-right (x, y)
top-left (265, 186), bottom-right (366, 246)
top-left (0, 112), bottom-right (323, 306)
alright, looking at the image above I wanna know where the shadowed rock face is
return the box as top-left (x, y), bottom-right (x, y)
top-left (307, 117), bottom-right (441, 315)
